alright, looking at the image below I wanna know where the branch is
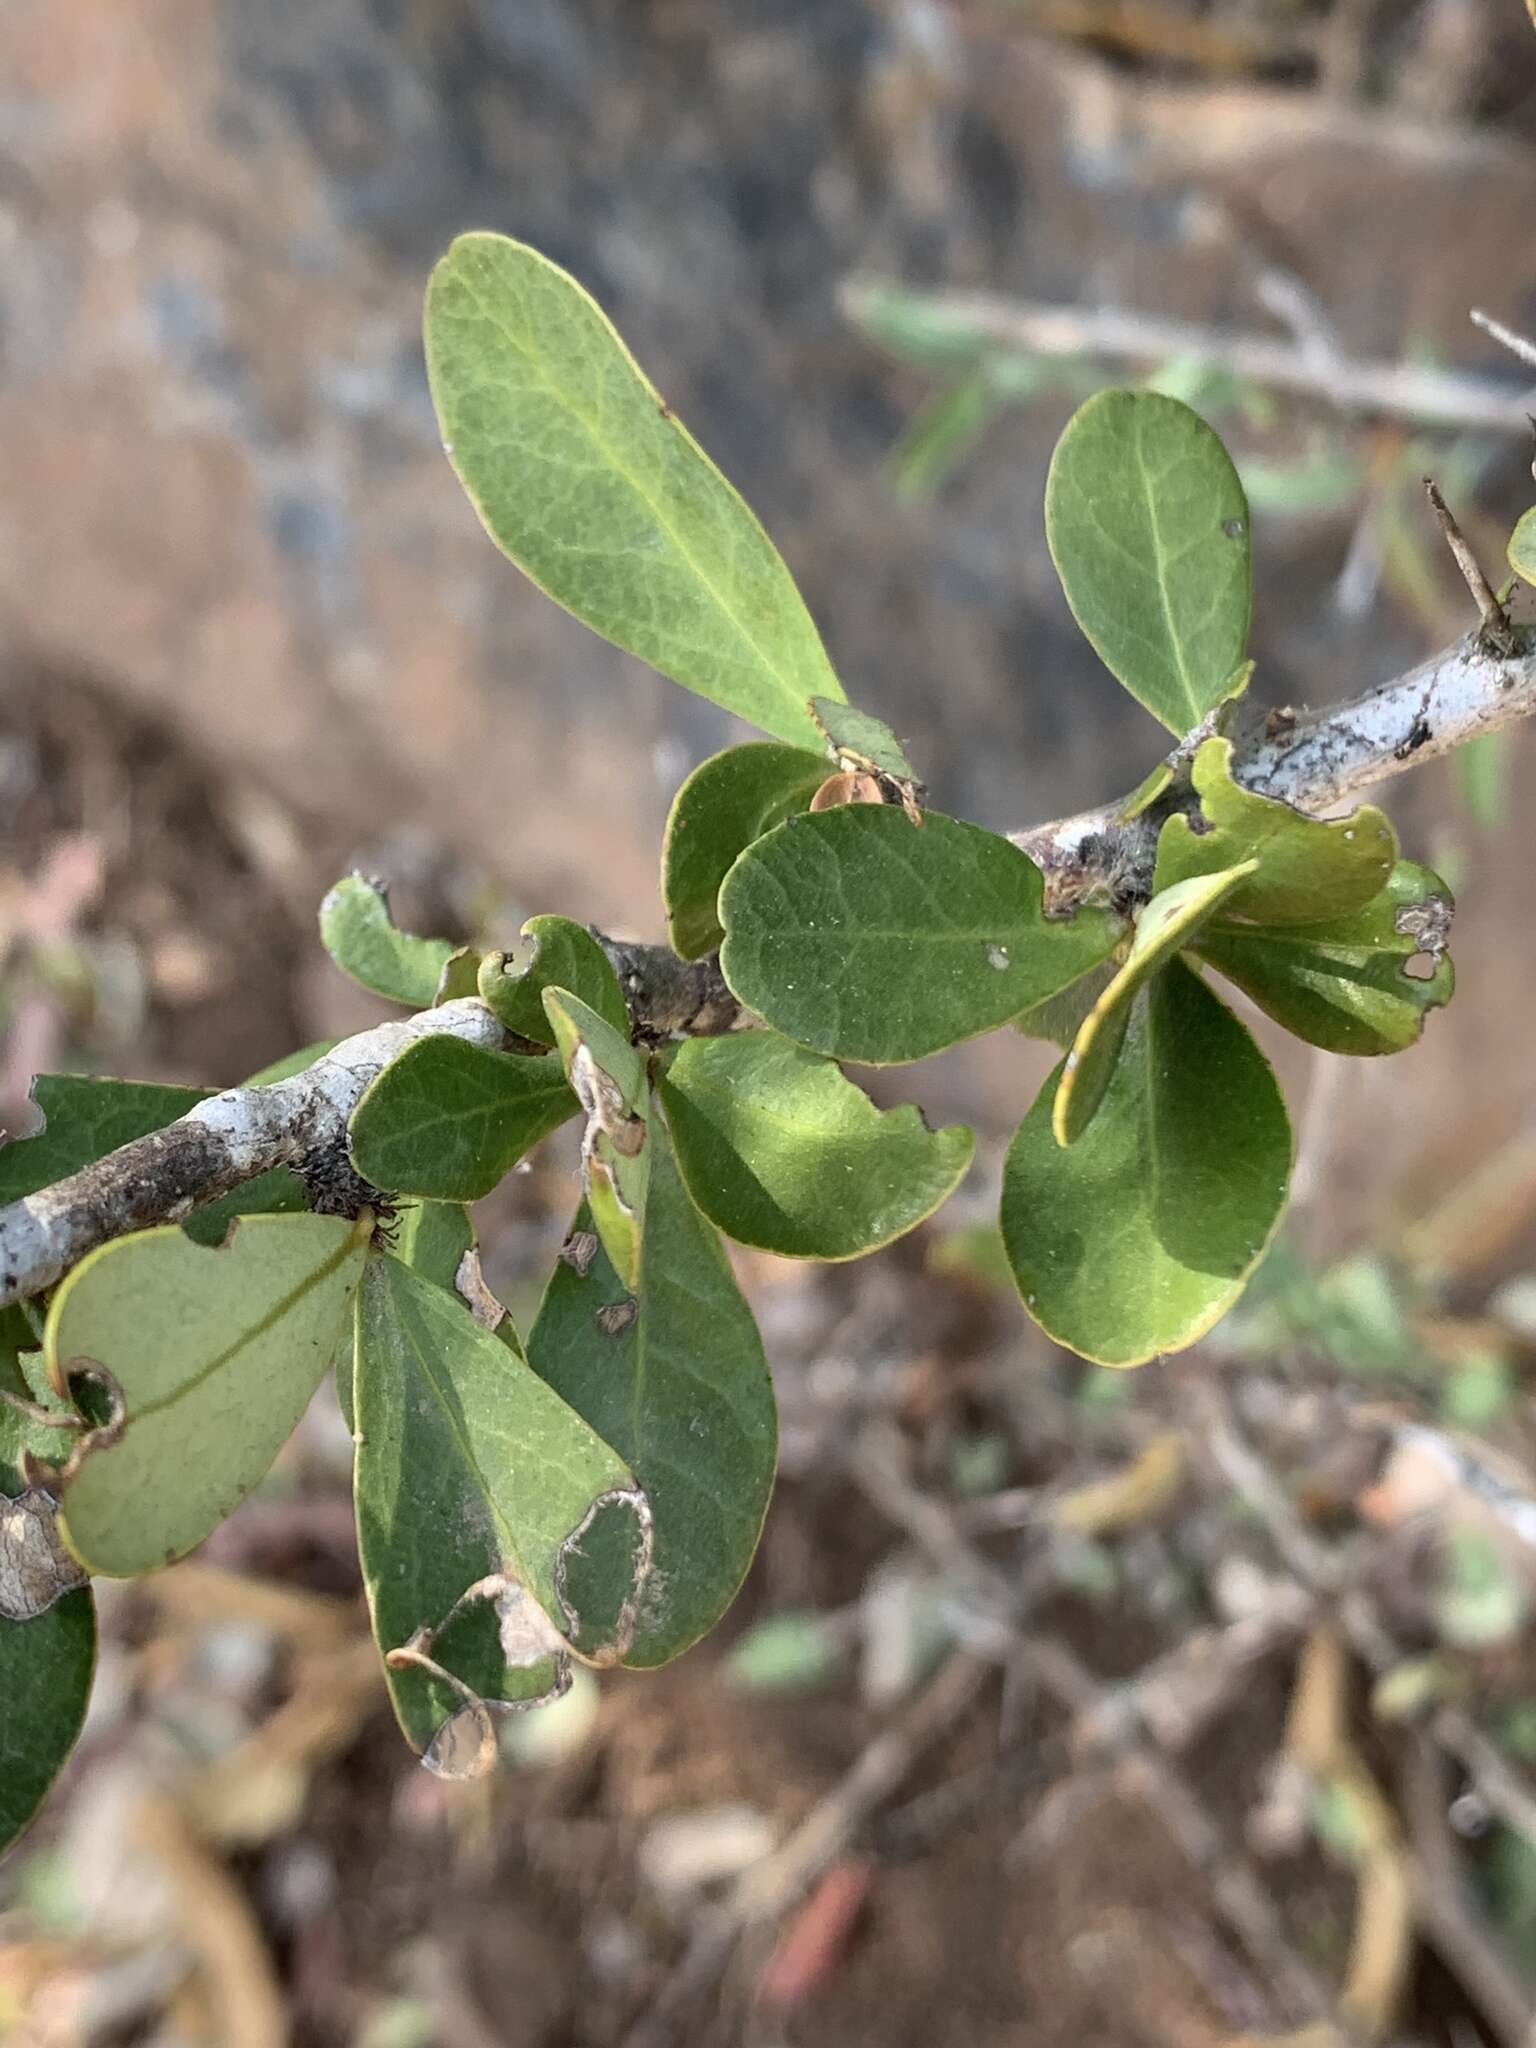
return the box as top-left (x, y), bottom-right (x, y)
top-left (2, 621), bottom-right (1533, 1307)
top-left (1019, 627), bottom-right (1536, 911)
top-left (0, 999), bottom-right (506, 1309)
top-left (844, 282), bottom-right (1536, 435)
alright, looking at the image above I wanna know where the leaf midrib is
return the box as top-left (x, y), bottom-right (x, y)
top-left (1134, 407), bottom-right (1200, 730)
top-left (134, 1232), bottom-right (359, 1420)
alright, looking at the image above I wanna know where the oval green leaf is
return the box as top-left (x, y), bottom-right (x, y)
top-left (528, 1109), bottom-right (776, 1667)
top-left (1045, 391), bottom-right (1252, 733)
top-left (1192, 860), bottom-right (1455, 1056)
top-left (349, 1040), bottom-right (576, 1202)
top-left (477, 917), bottom-right (629, 1044)
top-left (0, 1587), bottom-right (95, 1859)
top-left (1155, 737), bottom-right (1397, 924)
top-left (353, 1256), bottom-right (641, 1767)
top-left (319, 874), bottom-right (457, 1008)
top-left (425, 233), bottom-right (841, 748)
top-left (46, 1215), bottom-right (369, 1576)
top-left (1509, 506), bottom-right (1536, 589)
top-left (1, 1353), bottom-right (97, 1860)
top-left (662, 743), bottom-right (830, 960)
top-left (1054, 862), bottom-right (1257, 1147)
top-left (659, 1032), bottom-right (973, 1259)
top-left (719, 807), bottom-right (1122, 1065)
top-left (1002, 958), bottom-right (1291, 1366)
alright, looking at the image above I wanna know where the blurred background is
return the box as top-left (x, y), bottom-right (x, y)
top-left (6, 2), bottom-right (1536, 2043)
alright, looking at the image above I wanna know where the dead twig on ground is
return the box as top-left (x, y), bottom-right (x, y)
top-left (620, 1648), bottom-right (993, 2048)
top-left (1399, 1738), bottom-right (1536, 2048)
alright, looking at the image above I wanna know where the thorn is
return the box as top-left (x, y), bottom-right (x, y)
top-left (1423, 479), bottom-right (1517, 658)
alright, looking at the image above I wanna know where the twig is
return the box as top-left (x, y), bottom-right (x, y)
top-left (1423, 480), bottom-right (1517, 656)
top-left (5, 615), bottom-right (1536, 1303)
top-left (1015, 623), bottom-right (1534, 917)
top-left (1471, 309), bottom-right (1536, 377)
top-left (1240, 630), bottom-right (1535, 811)
top-left (1399, 1737), bottom-right (1536, 2048)
top-left (0, 998), bottom-right (503, 1308)
top-left (848, 1424), bottom-right (1334, 2029)
top-left (844, 283), bottom-right (1536, 435)
top-left (1018, 1632), bottom-right (1337, 2029)
top-left (0, 935), bottom-right (737, 1310)
top-left (1196, 1385), bottom-right (1536, 1852)
top-left (621, 1648), bottom-right (993, 2048)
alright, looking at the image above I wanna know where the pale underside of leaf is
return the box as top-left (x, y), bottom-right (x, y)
top-left (1054, 861), bottom-right (1256, 1146)
top-left (425, 233), bottom-right (841, 748)
top-left (46, 1215), bottom-right (369, 1576)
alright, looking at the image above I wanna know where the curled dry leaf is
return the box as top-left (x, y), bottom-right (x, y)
top-left (809, 769), bottom-right (887, 812)
top-left (454, 1248), bottom-right (507, 1331)
top-left (560, 1229), bottom-right (601, 1276)
top-left (0, 1489), bottom-right (88, 1620)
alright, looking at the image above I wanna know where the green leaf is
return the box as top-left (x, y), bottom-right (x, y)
top-left (659, 1032), bottom-right (973, 1258)
top-left (662, 743), bottom-right (829, 960)
top-left (0, 1077), bottom-right (210, 1205)
top-left (0, 1075), bottom-right (306, 1247)
top-left (318, 875), bottom-right (456, 1008)
top-left (433, 947), bottom-right (483, 1006)
top-left (1154, 738), bottom-right (1397, 923)
top-left (1002, 958), bottom-right (1291, 1366)
top-left (45, 1215), bottom-right (369, 1576)
top-left (719, 807), bottom-right (1121, 1064)
top-left (477, 918), bottom-right (628, 1044)
top-left (808, 698), bottom-right (917, 782)
top-left (181, 1174), bottom-right (312, 1245)
top-left (543, 990), bottom-right (650, 1289)
top-left (424, 232), bottom-right (841, 748)
top-left (2, 1351), bottom-right (97, 1860)
top-left (1191, 860), bottom-right (1455, 1056)
top-left (337, 1200), bottom-right (513, 1433)
top-left (1055, 863), bottom-right (1257, 1146)
top-left (1508, 506), bottom-right (1536, 589)
top-left (348, 1040), bottom-right (575, 1202)
top-left (0, 1582), bottom-right (95, 1860)
top-left (1118, 760), bottom-right (1175, 823)
top-left (390, 1199), bottom-right (478, 1293)
top-left (353, 1256), bottom-right (642, 1771)
top-left (528, 1110), bottom-right (776, 1667)
top-left (1045, 391), bottom-right (1252, 733)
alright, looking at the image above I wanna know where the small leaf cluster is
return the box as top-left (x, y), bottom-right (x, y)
top-left (0, 235), bottom-right (1460, 1851)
